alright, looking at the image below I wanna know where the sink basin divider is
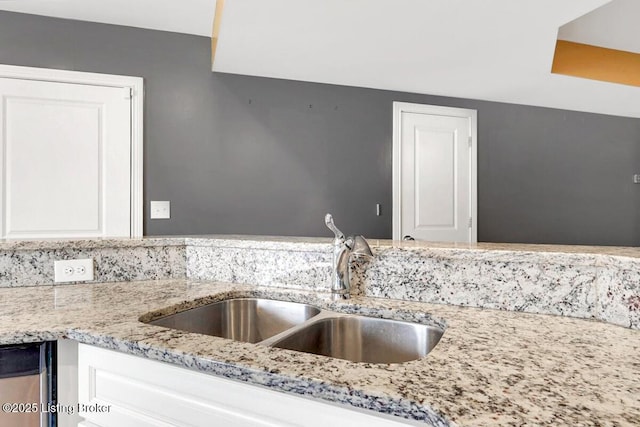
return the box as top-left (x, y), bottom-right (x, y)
top-left (257, 310), bottom-right (343, 347)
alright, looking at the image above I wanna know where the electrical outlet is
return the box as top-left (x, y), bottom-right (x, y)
top-left (150, 200), bottom-right (171, 219)
top-left (54, 259), bottom-right (94, 283)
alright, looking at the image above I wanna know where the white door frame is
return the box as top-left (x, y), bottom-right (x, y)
top-left (392, 101), bottom-right (477, 242)
top-left (0, 64), bottom-right (144, 237)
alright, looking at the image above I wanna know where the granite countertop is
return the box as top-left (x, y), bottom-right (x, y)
top-left (3, 234), bottom-right (640, 259)
top-left (0, 279), bottom-right (638, 426)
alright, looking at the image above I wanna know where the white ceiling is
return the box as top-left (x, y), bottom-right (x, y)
top-left (559, 0), bottom-right (640, 54)
top-left (0, 0), bottom-right (216, 36)
top-left (1, 0), bottom-right (639, 118)
top-left (212, 0), bottom-right (640, 118)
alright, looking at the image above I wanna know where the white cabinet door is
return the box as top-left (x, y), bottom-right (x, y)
top-left (0, 77), bottom-right (131, 238)
top-left (78, 344), bottom-right (418, 427)
top-left (393, 102), bottom-right (477, 243)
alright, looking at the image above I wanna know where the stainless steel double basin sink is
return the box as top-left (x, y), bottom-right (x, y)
top-left (145, 298), bottom-right (444, 364)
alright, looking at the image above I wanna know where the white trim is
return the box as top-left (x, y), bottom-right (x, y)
top-left (392, 102), bottom-right (478, 243)
top-left (469, 107), bottom-right (478, 243)
top-left (0, 64), bottom-right (144, 237)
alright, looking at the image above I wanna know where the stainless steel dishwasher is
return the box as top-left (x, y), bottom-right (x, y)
top-left (0, 342), bottom-right (56, 427)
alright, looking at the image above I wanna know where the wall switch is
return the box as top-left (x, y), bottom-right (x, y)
top-left (54, 259), bottom-right (94, 283)
top-left (376, 204), bottom-right (382, 216)
top-left (150, 200), bottom-right (171, 219)
top-left (634, 174), bottom-right (640, 184)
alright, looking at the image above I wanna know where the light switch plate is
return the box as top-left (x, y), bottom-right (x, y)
top-left (150, 201), bottom-right (171, 219)
top-left (54, 259), bottom-right (94, 283)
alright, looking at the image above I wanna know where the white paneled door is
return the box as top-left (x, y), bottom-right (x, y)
top-left (0, 76), bottom-right (133, 238)
top-left (393, 103), bottom-right (477, 243)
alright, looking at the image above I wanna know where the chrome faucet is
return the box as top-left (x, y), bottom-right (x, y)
top-left (324, 213), bottom-right (373, 299)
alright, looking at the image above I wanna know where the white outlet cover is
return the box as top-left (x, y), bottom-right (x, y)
top-left (54, 259), bottom-right (94, 283)
top-left (150, 200), bottom-right (171, 219)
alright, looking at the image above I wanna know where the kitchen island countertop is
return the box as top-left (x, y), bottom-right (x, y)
top-left (0, 279), bottom-right (638, 426)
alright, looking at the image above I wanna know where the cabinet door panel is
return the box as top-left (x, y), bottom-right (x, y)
top-left (78, 344), bottom-right (416, 427)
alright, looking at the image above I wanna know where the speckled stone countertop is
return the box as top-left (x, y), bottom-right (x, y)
top-left (370, 239), bottom-right (640, 257)
top-left (0, 279), bottom-right (638, 426)
top-left (3, 234), bottom-right (640, 257)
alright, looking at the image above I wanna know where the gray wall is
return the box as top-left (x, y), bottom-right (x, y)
top-left (1, 11), bottom-right (639, 245)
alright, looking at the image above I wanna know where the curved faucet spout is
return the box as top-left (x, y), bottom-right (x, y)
top-left (349, 235), bottom-right (373, 256)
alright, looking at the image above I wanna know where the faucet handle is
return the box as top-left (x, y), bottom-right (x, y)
top-left (325, 213), bottom-right (345, 240)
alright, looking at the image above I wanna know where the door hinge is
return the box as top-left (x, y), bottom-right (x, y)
top-left (124, 87), bottom-right (133, 99)
top-left (468, 217), bottom-right (473, 228)
top-left (468, 136), bottom-right (472, 147)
